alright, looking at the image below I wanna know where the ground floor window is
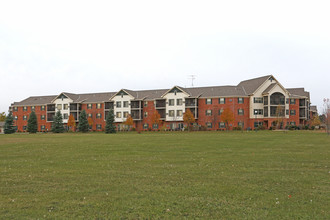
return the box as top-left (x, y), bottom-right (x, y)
top-left (23, 126), bottom-right (27, 131)
top-left (153, 124), bottom-right (158, 129)
top-left (143, 123), bottom-right (149, 129)
top-left (219, 122), bottom-right (225, 128)
top-left (290, 121), bottom-right (296, 126)
top-left (254, 122), bottom-right (263, 128)
top-left (206, 122), bottom-right (212, 128)
top-left (40, 125), bottom-right (45, 131)
top-left (238, 122), bottom-right (244, 128)
top-left (96, 124), bottom-right (102, 130)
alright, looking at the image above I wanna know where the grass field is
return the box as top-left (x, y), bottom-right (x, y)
top-left (0, 131), bottom-right (329, 219)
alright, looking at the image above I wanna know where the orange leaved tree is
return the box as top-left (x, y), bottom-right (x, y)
top-left (67, 114), bottom-right (76, 132)
top-left (151, 110), bottom-right (161, 130)
top-left (220, 108), bottom-right (234, 131)
top-left (124, 114), bottom-right (134, 131)
top-left (88, 117), bottom-right (94, 130)
top-left (183, 109), bottom-right (195, 131)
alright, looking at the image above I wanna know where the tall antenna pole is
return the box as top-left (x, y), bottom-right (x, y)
top-left (188, 75), bottom-right (196, 87)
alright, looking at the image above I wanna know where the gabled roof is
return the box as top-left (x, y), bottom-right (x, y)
top-left (161, 86), bottom-right (190, 98)
top-left (310, 105), bottom-right (317, 112)
top-left (12, 95), bottom-right (57, 106)
top-left (286, 88), bottom-right (310, 99)
top-left (185, 86), bottom-right (247, 97)
top-left (262, 83), bottom-right (277, 95)
top-left (237, 75), bottom-right (272, 95)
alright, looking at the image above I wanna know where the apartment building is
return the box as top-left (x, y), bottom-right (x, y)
top-left (10, 75), bottom-right (312, 132)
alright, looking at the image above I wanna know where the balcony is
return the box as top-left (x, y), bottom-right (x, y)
top-left (185, 98), bottom-right (197, 107)
top-left (47, 104), bottom-right (55, 112)
top-left (299, 99), bottom-right (306, 107)
top-left (47, 113), bottom-right (55, 122)
top-left (105, 102), bottom-right (114, 110)
top-left (155, 99), bottom-right (166, 108)
top-left (157, 109), bottom-right (166, 119)
top-left (69, 103), bottom-right (81, 111)
top-left (130, 101), bottom-right (141, 109)
top-left (131, 109), bottom-right (142, 120)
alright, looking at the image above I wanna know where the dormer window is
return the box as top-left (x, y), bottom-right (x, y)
top-left (174, 90), bottom-right (177, 95)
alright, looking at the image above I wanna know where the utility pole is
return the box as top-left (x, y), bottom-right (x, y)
top-left (188, 75), bottom-right (196, 87)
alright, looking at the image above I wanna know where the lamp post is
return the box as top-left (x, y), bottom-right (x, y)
top-left (254, 109), bottom-right (258, 131)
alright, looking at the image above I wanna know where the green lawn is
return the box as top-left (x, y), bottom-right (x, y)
top-left (0, 131), bottom-right (329, 219)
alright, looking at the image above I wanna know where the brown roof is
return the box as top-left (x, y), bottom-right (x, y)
top-left (12, 95), bottom-right (57, 106)
top-left (262, 83), bottom-right (276, 94)
top-left (12, 75), bottom-right (301, 106)
top-left (310, 105), bottom-right (317, 112)
top-left (237, 75), bottom-right (272, 95)
top-left (286, 88), bottom-right (310, 99)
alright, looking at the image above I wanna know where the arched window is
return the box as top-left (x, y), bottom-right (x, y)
top-left (270, 92), bottom-right (285, 105)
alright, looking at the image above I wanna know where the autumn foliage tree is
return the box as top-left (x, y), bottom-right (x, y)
top-left (0, 112), bottom-right (6, 121)
top-left (151, 110), bottom-right (161, 130)
top-left (67, 114), bottom-right (76, 131)
top-left (124, 114), bottom-right (134, 131)
top-left (88, 117), bottom-right (94, 130)
top-left (220, 108), bottom-right (234, 130)
top-left (183, 109), bottom-right (195, 131)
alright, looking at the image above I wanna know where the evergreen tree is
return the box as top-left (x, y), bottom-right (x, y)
top-left (27, 111), bottom-right (38, 133)
top-left (51, 111), bottom-right (65, 133)
top-left (78, 110), bottom-right (89, 132)
top-left (4, 112), bottom-right (15, 134)
top-left (105, 109), bottom-right (116, 133)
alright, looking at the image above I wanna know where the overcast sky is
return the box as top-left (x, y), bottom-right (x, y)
top-left (0, 0), bottom-right (329, 113)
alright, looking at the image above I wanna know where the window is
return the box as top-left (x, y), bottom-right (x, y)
top-left (254, 109), bottom-right (263, 115)
top-left (238, 122), bottom-right (244, 128)
top-left (14, 116), bottom-right (18, 120)
top-left (144, 112), bottom-right (148, 118)
top-left (177, 99), bottom-right (183, 106)
top-left (286, 110), bottom-right (289, 115)
top-left (23, 126), bottom-right (27, 131)
top-left (31, 106), bottom-right (35, 111)
top-left (205, 110), bottom-right (212, 116)
top-left (23, 106), bottom-right (27, 111)
top-left (96, 113), bottom-right (102, 119)
top-left (123, 101), bottom-right (129, 108)
top-left (63, 113), bottom-right (68, 119)
top-left (41, 106), bottom-right (45, 111)
top-left (63, 104), bottom-right (68, 110)
top-left (290, 110), bottom-right (296, 115)
top-left (144, 101), bottom-right (148, 107)
top-left (238, 98), bottom-right (244, 104)
top-left (116, 112), bottom-right (122, 118)
top-left (177, 110), bottom-right (183, 117)
top-left (153, 124), bottom-right (158, 129)
top-left (169, 99), bottom-right (175, 106)
top-left (23, 115), bottom-right (27, 120)
top-left (206, 122), bottom-right (212, 128)
top-left (96, 124), bottom-right (102, 130)
top-left (290, 121), bottom-right (296, 125)
top-left (238, 109), bottom-right (244, 115)
top-left (87, 104), bottom-right (93, 109)
top-left (254, 97), bottom-right (263, 103)
top-left (254, 121), bottom-right (263, 128)
top-left (218, 109), bottom-right (224, 115)
top-left (123, 112), bottom-right (129, 118)
top-left (97, 103), bottom-right (102, 109)
top-left (219, 122), bottom-right (225, 128)
top-left (219, 98), bottom-right (225, 104)
top-left (169, 110), bottom-right (175, 117)
top-left (286, 98), bottom-right (289, 104)
top-left (88, 113), bottom-right (92, 118)
top-left (13, 107), bottom-right (18, 112)
top-left (57, 104), bottom-right (62, 110)
top-left (40, 125), bottom-right (45, 131)
top-left (41, 115), bottom-right (45, 120)
top-left (143, 123), bottom-right (149, 129)
top-left (290, 99), bottom-right (296, 104)
top-left (116, 101), bottom-right (121, 108)
top-left (206, 98), bottom-right (212, 104)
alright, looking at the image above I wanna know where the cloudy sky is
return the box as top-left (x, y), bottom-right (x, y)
top-left (0, 0), bottom-right (329, 113)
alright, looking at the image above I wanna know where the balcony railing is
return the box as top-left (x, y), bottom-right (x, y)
top-left (155, 100), bottom-right (166, 108)
top-left (47, 104), bottom-right (55, 112)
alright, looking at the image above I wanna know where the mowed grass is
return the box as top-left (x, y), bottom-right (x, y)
top-left (0, 131), bottom-right (329, 219)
